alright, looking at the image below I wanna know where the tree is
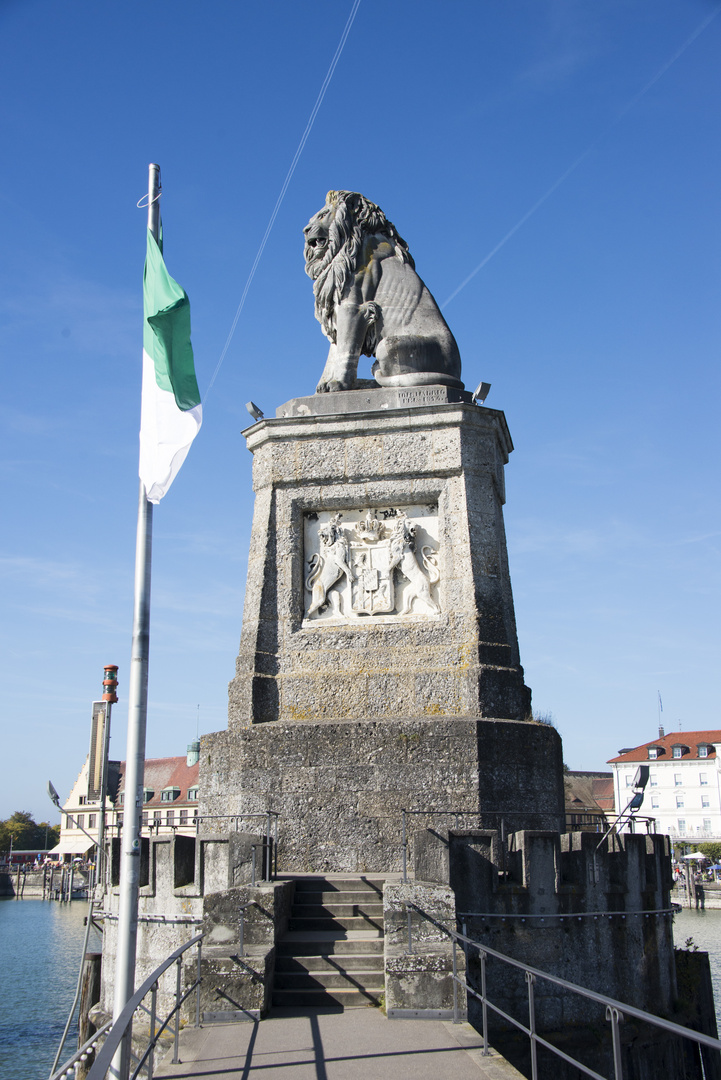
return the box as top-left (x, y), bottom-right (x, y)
top-left (695, 842), bottom-right (721, 864)
top-left (0, 811), bottom-right (59, 851)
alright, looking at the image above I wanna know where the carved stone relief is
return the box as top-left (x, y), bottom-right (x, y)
top-left (303, 506), bottom-right (440, 623)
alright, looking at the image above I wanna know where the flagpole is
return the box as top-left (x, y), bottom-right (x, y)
top-left (111, 162), bottom-right (160, 1080)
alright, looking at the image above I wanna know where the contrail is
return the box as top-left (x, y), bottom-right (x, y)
top-left (441, 5), bottom-right (721, 310)
top-left (205, 0), bottom-right (363, 396)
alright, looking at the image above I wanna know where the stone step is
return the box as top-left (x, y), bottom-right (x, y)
top-left (275, 953), bottom-right (384, 973)
top-left (293, 891), bottom-right (386, 906)
top-left (289, 902), bottom-right (384, 919)
top-left (288, 915), bottom-right (383, 932)
top-left (276, 969), bottom-right (384, 990)
top-left (277, 933), bottom-right (382, 957)
top-left (290, 877), bottom-right (386, 894)
top-left (271, 987), bottom-right (384, 1008)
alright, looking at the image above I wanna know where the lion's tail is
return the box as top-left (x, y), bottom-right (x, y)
top-left (421, 546), bottom-right (440, 584)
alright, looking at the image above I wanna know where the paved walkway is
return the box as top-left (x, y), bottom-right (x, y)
top-left (155, 1007), bottom-right (524, 1079)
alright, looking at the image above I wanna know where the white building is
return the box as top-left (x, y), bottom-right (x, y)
top-left (608, 729), bottom-right (721, 842)
top-left (49, 747), bottom-right (200, 863)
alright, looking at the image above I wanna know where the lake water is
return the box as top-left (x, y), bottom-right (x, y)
top-left (0, 898), bottom-right (101, 1080)
top-left (674, 906), bottom-right (721, 1029)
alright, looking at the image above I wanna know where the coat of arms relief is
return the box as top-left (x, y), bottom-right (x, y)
top-left (303, 506), bottom-right (440, 623)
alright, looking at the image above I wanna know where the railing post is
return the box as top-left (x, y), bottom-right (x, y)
top-left (172, 957), bottom-right (182, 1065)
top-left (265, 813), bottom-right (271, 881)
top-left (147, 982), bottom-right (157, 1080)
top-left (402, 810), bottom-right (407, 884)
top-left (406, 905), bottom-right (413, 955)
top-left (274, 814), bottom-right (278, 877)
top-left (606, 1005), bottom-right (625, 1080)
top-left (195, 939), bottom-right (202, 1028)
top-left (452, 936), bottom-right (459, 1023)
top-left (251, 846), bottom-right (256, 887)
top-left (239, 907), bottom-right (245, 958)
top-left (525, 971), bottom-right (538, 1080)
top-left (479, 948), bottom-right (489, 1057)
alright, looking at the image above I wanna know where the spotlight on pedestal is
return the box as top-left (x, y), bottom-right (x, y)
top-left (245, 401), bottom-right (265, 421)
top-left (473, 381), bottom-right (491, 405)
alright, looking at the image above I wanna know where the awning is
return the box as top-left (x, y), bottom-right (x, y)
top-left (48, 838), bottom-right (93, 856)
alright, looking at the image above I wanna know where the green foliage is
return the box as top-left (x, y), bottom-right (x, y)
top-left (695, 842), bottom-right (721, 863)
top-left (0, 811), bottom-right (59, 851)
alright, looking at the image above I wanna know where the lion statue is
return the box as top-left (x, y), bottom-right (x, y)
top-left (304, 190), bottom-right (463, 393)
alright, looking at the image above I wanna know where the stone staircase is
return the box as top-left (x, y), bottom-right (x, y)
top-left (273, 875), bottom-right (386, 1008)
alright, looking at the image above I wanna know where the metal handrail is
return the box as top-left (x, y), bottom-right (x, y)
top-left (85, 933), bottom-right (204, 1080)
top-left (48, 1021), bottom-right (112, 1080)
top-left (406, 903), bottom-right (721, 1080)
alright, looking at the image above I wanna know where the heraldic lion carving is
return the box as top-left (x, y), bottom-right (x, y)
top-left (304, 190), bottom-right (463, 393)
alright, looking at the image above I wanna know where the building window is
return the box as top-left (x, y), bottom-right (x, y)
top-left (78, 796), bottom-right (87, 805)
top-left (187, 788), bottom-right (199, 801)
top-left (117, 813), bottom-right (123, 826)
top-left (702, 796), bottom-right (711, 808)
top-left (161, 788), bottom-right (180, 802)
top-left (648, 747), bottom-right (659, 759)
top-left (167, 810), bottom-right (174, 826)
top-left (650, 774), bottom-right (658, 787)
top-left (700, 773), bottom-right (708, 786)
top-left (117, 793), bottom-right (124, 805)
top-left (67, 816), bottom-right (74, 829)
top-left (143, 789), bottom-right (154, 803)
top-left (153, 811), bottom-right (161, 823)
top-left (76, 815), bottom-right (84, 829)
top-left (88, 814), bottom-right (96, 828)
top-left (678, 819), bottom-right (687, 833)
top-left (142, 813), bottom-right (148, 826)
top-left (651, 796), bottom-right (660, 809)
top-left (625, 775), bottom-right (633, 787)
top-left (704, 819), bottom-right (712, 832)
top-left (673, 746), bottom-right (683, 759)
top-left (676, 796), bottom-right (684, 809)
top-left (675, 774), bottom-right (683, 787)
top-left (699, 746), bottom-right (709, 758)
top-left (180, 810), bottom-right (188, 825)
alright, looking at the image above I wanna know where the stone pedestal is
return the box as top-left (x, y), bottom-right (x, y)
top-left (200, 388), bottom-right (565, 872)
top-left (230, 390), bottom-right (530, 726)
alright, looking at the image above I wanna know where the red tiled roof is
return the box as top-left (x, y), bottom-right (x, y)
top-left (113, 756), bottom-right (199, 807)
top-left (608, 730), bottom-right (721, 764)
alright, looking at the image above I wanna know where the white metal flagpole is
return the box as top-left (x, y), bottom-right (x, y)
top-left (110, 162), bottom-right (160, 1080)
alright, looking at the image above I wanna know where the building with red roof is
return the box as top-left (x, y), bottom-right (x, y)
top-left (50, 744), bottom-right (200, 863)
top-left (608, 729), bottom-right (721, 842)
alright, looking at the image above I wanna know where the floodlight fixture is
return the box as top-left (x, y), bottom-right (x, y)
top-left (473, 381), bottom-right (491, 405)
top-left (47, 780), bottom-right (60, 808)
top-left (245, 401), bottom-right (265, 421)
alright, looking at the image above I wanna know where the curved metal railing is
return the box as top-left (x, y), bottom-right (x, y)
top-left (407, 903), bottom-right (721, 1080)
top-left (77, 933), bottom-right (204, 1080)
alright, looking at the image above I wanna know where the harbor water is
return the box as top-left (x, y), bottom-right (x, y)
top-left (0, 898), bottom-right (101, 1080)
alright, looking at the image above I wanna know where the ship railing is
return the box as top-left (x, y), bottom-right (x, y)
top-left (61, 932), bottom-right (205, 1080)
top-left (405, 902), bottom-right (721, 1080)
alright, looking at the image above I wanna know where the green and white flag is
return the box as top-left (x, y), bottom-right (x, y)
top-left (139, 227), bottom-right (201, 503)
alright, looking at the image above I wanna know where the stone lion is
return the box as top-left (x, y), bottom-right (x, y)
top-left (304, 190), bottom-right (463, 393)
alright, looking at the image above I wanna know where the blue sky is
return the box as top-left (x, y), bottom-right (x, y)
top-left (1, 0), bottom-right (719, 821)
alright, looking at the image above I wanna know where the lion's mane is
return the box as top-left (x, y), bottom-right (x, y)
top-left (305, 190), bottom-right (413, 346)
